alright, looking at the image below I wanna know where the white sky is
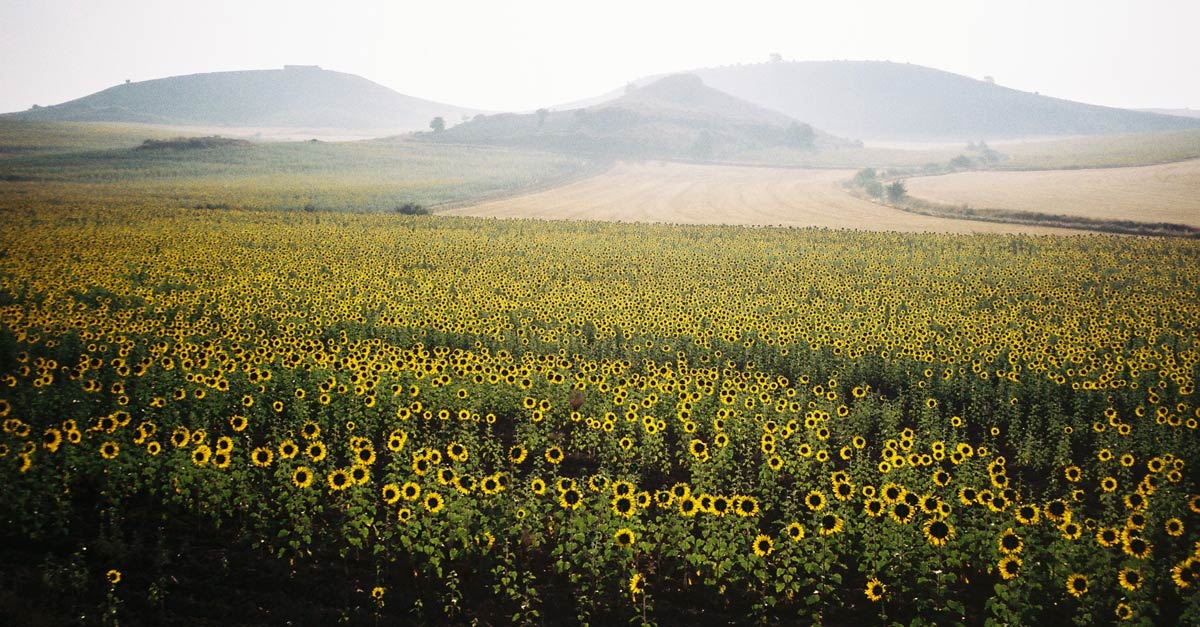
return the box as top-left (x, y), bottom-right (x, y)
top-left (1, 0), bottom-right (1197, 114)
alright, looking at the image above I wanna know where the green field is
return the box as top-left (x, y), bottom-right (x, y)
top-left (0, 120), bottom-right (593, 212)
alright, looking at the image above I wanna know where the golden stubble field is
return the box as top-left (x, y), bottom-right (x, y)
top-left (906, 159), bottom-right (1200, 228)
top-left (445, 162), bottom-right (1086, 234)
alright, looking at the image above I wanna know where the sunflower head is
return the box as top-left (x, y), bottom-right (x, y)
top-left (752, 534), bottom-right (774, 557)
top-left (1066, 573), bottom-right (1089, 598)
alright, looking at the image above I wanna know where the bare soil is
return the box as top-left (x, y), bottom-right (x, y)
top-left (446, 162), bottom-right (1085, 234)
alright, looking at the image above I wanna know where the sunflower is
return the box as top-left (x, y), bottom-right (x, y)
top-left (251, 447), bottom-right (274, 467)
top-left (106, 569), bottom-right (121, 585)
top-left (614, 527), bottom-right (636, 549)
top-left (752, 534), bottom-right (774, 557)
top-left (300, 421), bottom-right (320, 440)
top-left (230, 415), bottom-right (248, 432)
top-left (387, 430), bottom-right (408, 452)
top-left (805, 490), bottom-right (827, 511)
top-left (998, 555), bottom-right (1021, 580)
top-left (100, 441), bottom-right (119, 460)
top-left (351, 465), bottom-right (369, 485)
top-left (1066, 573), bottom-right (1088, 598)
top-left (307, 441), bottom-right (327, 462)
top-left (1124, 492), bottom-right (1147, 510)
top-left (328, 469), bottom-right (352, 491)
top-left (480, 475), bottom-right (502, 495)
top-left (1015, 504), bottom-right (1039, 525)
top-left (998, 528), bottom-right (1023, 554)
top-left (864, 499), bottom-right (885, 518)
top-left (679, 496), bottom-right (698, 517)
top-left (559, 488), bottom-right (583, 510)
top-left (924, 519), bottom-right (954, 546)
top-left (1096, 527), bottom-right (1120, 548)
top-left (1114, 603), bottom-right (1133, 621)
top-left (1189, 495), bottom-right (1200, 514)
top-left (735, 496), bottom-right (759, 517)
top-left (612, 495), bottom-right (636, 518)
top-left (1172, 557), bottom-right (1199, 588)
top-left (1123, 535), bottom-right (1152, 560)
top-left (146, 441), bottom-right (161, 456)
top-left (1166, 517), bottom-right (1185, 537)
top-left (508, 445), bottom-right (528, 464)
top-left (381, 483), bottom-right (401, 504)
top-left (530, 478), bottom-right (547, 495)
top-left (629, 572), bottom-right (644, 599)
top-left (882, 483), bottom-right (904, 503)
top-left (890, 502), bottom-right (914, 525)
top-left (1044, 499), bottom-right (1068, 521)
top-left (613, 480), bottom-right (634, 497)
top-left (689, 439), bottom-right (708, 459)
top-left (191, 444), bottom-right (211, 466)
top-left (786, 522), bottom-right (805, 541)
top-left (292, 466), bottom-right (313, 488)
top-left (1101, 476), bottom-right (1118, 492)
top-left (1117, 567), bottom-right (1142, 591)
top-left (371, 586), bottom-right (385, 602)
top-left (1060, 521), bottom-right (1082, 540)
top-left (864, 577), bottom-right (885, 602)
top-left (356, 447), bottom-right (376, 466)
top-left (819, 514), bottom-right (844, 536)
top-left (545, 446), bottom-right (564, 464)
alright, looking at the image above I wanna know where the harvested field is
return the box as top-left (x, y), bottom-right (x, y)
top-left (907, 159), bottom-right (1200, 228)
top-left (446, 162), bottom-right (1084, 234)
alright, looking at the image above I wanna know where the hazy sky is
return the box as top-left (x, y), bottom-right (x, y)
top-left (2, 0), bottom-right (1197, 114)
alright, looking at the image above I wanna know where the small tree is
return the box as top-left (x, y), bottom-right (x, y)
top-left (852, 168), bottom-right (877, 187)
top-left (949, 155), bottom-right (972, 169)
top-left (864, 179), bottom-right (884, 199)
top-left (886, 180), bottom-right (908, 203)
top-left (430, 116), bottom-right (445, 133)
top-left (536, 108), bottom-right (549, 129)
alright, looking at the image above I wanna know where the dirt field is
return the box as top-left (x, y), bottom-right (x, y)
top-left (445, 162), bottom-right (1084, 234)
top-left (907, 159), bottom-right (1200, 227)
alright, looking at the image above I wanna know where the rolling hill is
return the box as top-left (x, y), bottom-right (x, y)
top-left (3, 66), bottom-right (474, 131)
top-left (418, 74), bottom-right (848, 159)
top-left (572, 61), bottom-right (1200, 141)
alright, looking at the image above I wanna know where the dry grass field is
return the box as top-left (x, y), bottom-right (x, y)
top-left (445, 162), bottom-right (1085, 234)
top-left (907, 158), bottom-right (1200, 228)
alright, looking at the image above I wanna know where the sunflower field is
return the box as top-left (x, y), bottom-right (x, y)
top-left (1, 206), bottom-right (1198, 625)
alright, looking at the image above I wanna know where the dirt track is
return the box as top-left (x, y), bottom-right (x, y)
top-left (907, 159), bottom-right (1200, 228)
top-left (445, 162), bottom-right (1084, 234)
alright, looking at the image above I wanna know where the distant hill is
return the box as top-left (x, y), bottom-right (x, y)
top-left (418, 74), bottom-right (848, 160)
top-left (1140, 108), bottom-right (1200, 120)
top-left (573, 61), bottom-right (1200, 141)
top-left (4, 66), bottom-right (473, 131)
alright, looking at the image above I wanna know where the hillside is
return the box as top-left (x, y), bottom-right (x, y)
top-left (418, 74), bottom-right (847, 160)
top-left (576, 61), bottom-right (1200, 141)
top-left (3, 66), bottom-right (473, 131)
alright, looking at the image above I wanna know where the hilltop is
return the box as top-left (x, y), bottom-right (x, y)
top-left (3, 66), bottom-right (473, 131)
top-left (574, 61), bottom-right (1200, 141)
top-left (417, 74), bottom-right (847, 160)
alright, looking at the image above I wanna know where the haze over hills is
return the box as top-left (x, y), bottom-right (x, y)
top-left (570, 61), bottom-right (1200, 141)
top-left (418, 74), bottom-right (847, 160)
top-left (3, 66), bottom-right (474, 132)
